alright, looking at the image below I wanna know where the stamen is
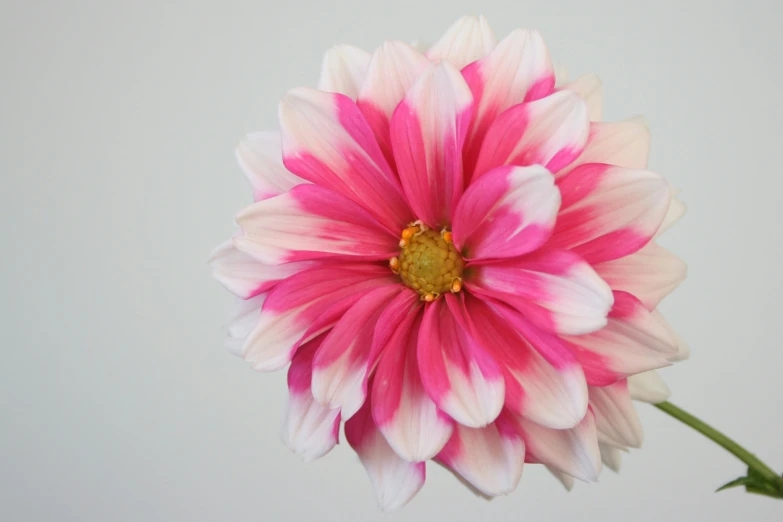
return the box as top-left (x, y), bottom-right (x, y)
top-left (402, 226), bottom-right (419, 240)
top-left (450, 278), bottom-right (462, 293)
top-left (423, 293), bottom-right (436, 302)
top-left (442, 230), bottom-right (453, 243)
top-left (389, 257), bottom-right (400, 274)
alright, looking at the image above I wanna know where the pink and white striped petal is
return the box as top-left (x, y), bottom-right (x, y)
top-left (551, 163), bottom-right (671, 264)
top-left (593, 242), bottom-right (687, 310)
top-left (472, 91), bottom-right (589, 179)
top-left (417, 295), bottom-right (504, 428)
top-left (461, 29), bottom-right (554, 176)
top-left (515, 409), bottom-right (602, 482)
top-left (557, 118), bottom-right (651, 178)
top-left (628, 370), bottom-right (671, 404)
top-left (390, 62), bottom-right (473, 228)
top-left (372, 293), bottom-right (454, 462)
top-left (235, 184), bottom-right (398, 265)
top-left (279, 87), bottom-right (411, 232)
top-left (317, 44), bottom-right (371, 100)
top-left (437, 411), bottom-right (525, 497)
top-left (312, 284), bottom-right (404, 419)
top-left (209, 240), bottom-right (314, 299)
top-left (242, 264), bottom-right (396, 371)
top-left (452, 165), bottom-right (560, 261)
top-left (588, 381), bottom-right (644, 449)
top-left (345, 398), bottom-right (425, 512)
top-left (282, 334), bottom-right (341, 462)
top-left (236, 131), bottom-right (306, 201)
top-left (426, 15), bottom-right (497, 70)
top-left (561, 74), bottom-right (603, 122)
top-left (357, 41), bottom-right (430, 166)
top-left (467, 249), bottom-right (614, 336)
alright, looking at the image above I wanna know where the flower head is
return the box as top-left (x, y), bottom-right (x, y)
top-left (211, 14), bottom-right (687, 510)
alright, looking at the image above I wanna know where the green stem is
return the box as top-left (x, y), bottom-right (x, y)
top-left (654, 401), bottom-right (780, 484)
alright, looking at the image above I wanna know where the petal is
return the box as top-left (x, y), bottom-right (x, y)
top-left (551, 163), bottom-right (671, 264)
top-left (472, 91), bottom-right (589, 179)
top-left (426, 15), bottom-right (497, 70)
top-left (461, 29), bottom-right (554, 176)
top-left (242, 264), bottom-right (395, 371)
top-left (467, 249), bottom-right (614, 335)
top-left (556, 118), bottom-right (650, 178)
top-left (593, 241), bottom-right (687, 310)
top-left (515, 409), bottom-right (602, 482)
top-left (236, 131), bottom-right (306, 201)
top-left (279, 87), bottom-right (411, 232)
top-left (345, 397), bottom-right (425, 511)
top-left (588, 381), bottom-right (644, 449)
top-left (465, 296), bottom-right (588, 429)
top-left (656, 184), bottom-right (687, 237)
top-left (390, 62), bottom-right (473, 228)
top-left (317, 44), bottom-right (371, 100)
top-left (210, 239), bottom-right (314, 298)
top-left (561, 74), bottom-right (603, 121)
top-left (437, 411), bottom-right (525, 497)
top-left (599, 442), bottom-right (623, 473)
top-left (418, 295), bottom-right (505, 428)
top-left (357, 41), bottom-right (430, 166)
top-left (563, 291), bottom-right (679, 385)
top-left (224, 294), bottom-right (265, 357)
top-left (452, 165), bottom-right (560, 261)
top-left (628, 370), bottom-right (671, 404)
top-left (372, 294), bottom-right (454, 461)
top-left (547, 467), bottom-right (575, 491)
top-left (235, 184), bottom-right (398, 265)
top-left (654, 310), bottom-right (690, 361)
top-left (282, 334), bottom-right (341, 461)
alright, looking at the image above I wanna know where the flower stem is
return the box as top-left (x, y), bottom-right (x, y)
top-left (654, 401), bottom-right (781, 487)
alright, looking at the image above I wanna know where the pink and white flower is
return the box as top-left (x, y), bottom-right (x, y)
top-left (210, 15), bottom-right (687, 510)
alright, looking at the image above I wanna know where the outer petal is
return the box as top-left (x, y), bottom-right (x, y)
top-left (657, 184), bottom-right (687, 237)
top-left (236, 131), bottom-right (305, 201)
top-left (282, 334), bottom-right (341, 461)
top-left (426, 15), bottom-right (497, 70)
top-left (242, 264), bottom-right (396, 371)
top-left (561, 74), bottom-right (603, 121)
top-left (472, 91), bottom-right (589, 179)
top-left (452, 165), bottom-right (560, 261)
top-left (551, 163), bottom-right (671, 264)
top-left (345, 397), bottom-right (425, 512)
top-left (437, 411), bottom-right (525, 497)
top-left (224, 294), bottom-right (265, 357)
top-left (279, 87), bottom-right (411, 232)
top-left (548, 467), bottom-right (575, 491)
top-left (357, 41), bottom-right (430, 166)
top-left (390, 62), bottom-right (473, 228)
top-left (418, 295), bottom-right (504, 428)
top-left (563, 291), bottom-right (679, 386)
top-left (467, 249), bottom-right (614, 335)
top-left (593, 242), bottom-right (687, 310)
top-left (311, 284), bottom-right (404, 419)
top-left (235, 184), bottom-right (398, 265)
top-left (599, 442), bottom-right (623, 473)
top-left (461, 29), bottom-right (554, 176)
top-left (372, 293), bottom-right (454, 461)
top-left (588, 381), bottom-right (644, 449)
top-left (628, 370), bottom-right (672, 404)
top-left (557, 118), bottom-right (650, 178)
top-left (317, 44), bottom-right (371, 100)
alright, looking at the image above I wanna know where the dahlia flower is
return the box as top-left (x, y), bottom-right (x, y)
top-left (211, 15), bottom-right (690, 510)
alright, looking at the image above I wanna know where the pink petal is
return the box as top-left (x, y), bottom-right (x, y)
top-left (472, 91), bottom-right (589, 180)
top-left (437, 411), bottom-right (525, 497)
top-left (242, 264), bottom-right (396, 371)
top-left (467, 249), bottom-right (614, 335)
top-left (390, 62), bottom-right (473, 228)
top-left (236, 131), bottom-right (306, 201)
top-left (461, 29), bottom-right (554, 177)
top-left (317, 44), bottom-right (371, 100)
top-left (372, 294), bottom-right (454, 461)
top-left (560, 74), bottom-right (603, 122)
top-left (311, 284), bottom-right (404, 419)
top-left (588, 381), bottom-right (644, 449)
top-left (282, 334), bottom-right (341, 461)
top-left (627, 370), bottom-right (671, 404)
top-left (426, 15), bottom-right (497, 70)
top-left (279, 87), bottom-right (412, 232)
top-left (452, 165), bottom-right (560, 261)
top-left (357, 41), bottom-right (430, 167)
top-left (417, 295), bottom-right (504, 428)
top-left (235, 184), bottom-right (398, 265)
top-left (593, 242), bottom-right (687, 310)
top-left (345, 397), bottom-right (425, 512)
top-left (550, 163), bottom-right (671, 264)
top-left (557, 118), bottom-right (650, 178)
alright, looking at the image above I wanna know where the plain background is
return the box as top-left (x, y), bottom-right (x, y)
top-left (2, 0), bottom-right (782, 520)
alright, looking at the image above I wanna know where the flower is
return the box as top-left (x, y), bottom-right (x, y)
top-left (210, 14), bottom-right (688, 510)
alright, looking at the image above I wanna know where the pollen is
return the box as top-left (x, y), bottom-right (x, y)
top-left (395, 225), bottom-right (465, 300)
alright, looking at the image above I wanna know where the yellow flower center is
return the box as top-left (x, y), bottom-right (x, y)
top-left (390, 225), bottom-right (464, 301)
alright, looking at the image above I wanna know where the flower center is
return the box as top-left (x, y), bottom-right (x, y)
top-left (390, 223), bottom-right (464, 302)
